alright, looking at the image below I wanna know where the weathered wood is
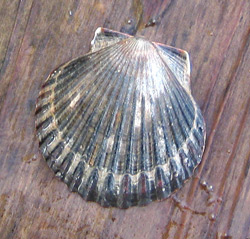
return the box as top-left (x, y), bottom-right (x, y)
top-left (0, 0), bottom-right (249, 238)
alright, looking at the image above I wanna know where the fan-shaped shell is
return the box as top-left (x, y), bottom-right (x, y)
top-left (35, 27), bottom-right (206, 208)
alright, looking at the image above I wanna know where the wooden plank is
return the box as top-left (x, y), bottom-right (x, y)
top-left (0, 0), bottom-right (249, 238)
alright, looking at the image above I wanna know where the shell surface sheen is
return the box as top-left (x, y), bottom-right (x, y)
top-left (35, 27), bottom-right (206, 208)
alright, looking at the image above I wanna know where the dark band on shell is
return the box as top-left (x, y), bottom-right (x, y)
top-left (35, 27), bottom-right (206, 208)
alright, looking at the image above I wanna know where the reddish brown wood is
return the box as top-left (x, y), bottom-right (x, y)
top-left (0, 0), bottom-right (249, 238)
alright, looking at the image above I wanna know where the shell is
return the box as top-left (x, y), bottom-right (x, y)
top-left (35, 27), bottom-right (206, 208)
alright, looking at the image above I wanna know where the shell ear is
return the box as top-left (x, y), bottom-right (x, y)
top-left (153, 42), bottom-right (191, 92)
top-left (91, 27), bottom-right (132, 52)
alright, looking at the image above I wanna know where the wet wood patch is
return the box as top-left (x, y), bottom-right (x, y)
top-left (0, 0), bottom-right (249, 238)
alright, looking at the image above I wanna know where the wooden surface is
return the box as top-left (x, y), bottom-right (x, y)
top-left (0, 0), bottom-right (249, 238)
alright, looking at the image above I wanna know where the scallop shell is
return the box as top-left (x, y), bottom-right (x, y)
top-left (35, 27), bottom-right (206, 208)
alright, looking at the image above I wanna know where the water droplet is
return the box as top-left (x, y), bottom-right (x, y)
top-left (217, 197), bottom-right (223, 203)
top-left (217, 232), bottom-right (232, 239)
top-left (145, 18), bottom-right (157, 28)
top-left (127, 19), bottom-right (132, 24)
top-left (56, 171), bottom-right (62, 178)
top-left (208, 185), bottom-right (214, 192)
top-left (209, 213), bottom-right (216, 221)
top-left (183, 158), bottom-right (188, 164)
top-left (201, 180), bottom-right (207, 186)
top-left (69, 10), bottom-right (73, 16)
top-left (173, 172), bottom-right (178, 178)
top-left (51, 70), bottom-right (57, 77)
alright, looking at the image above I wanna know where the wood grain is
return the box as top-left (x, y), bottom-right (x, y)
top-left (0, 0), bottom-right (249, 238)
